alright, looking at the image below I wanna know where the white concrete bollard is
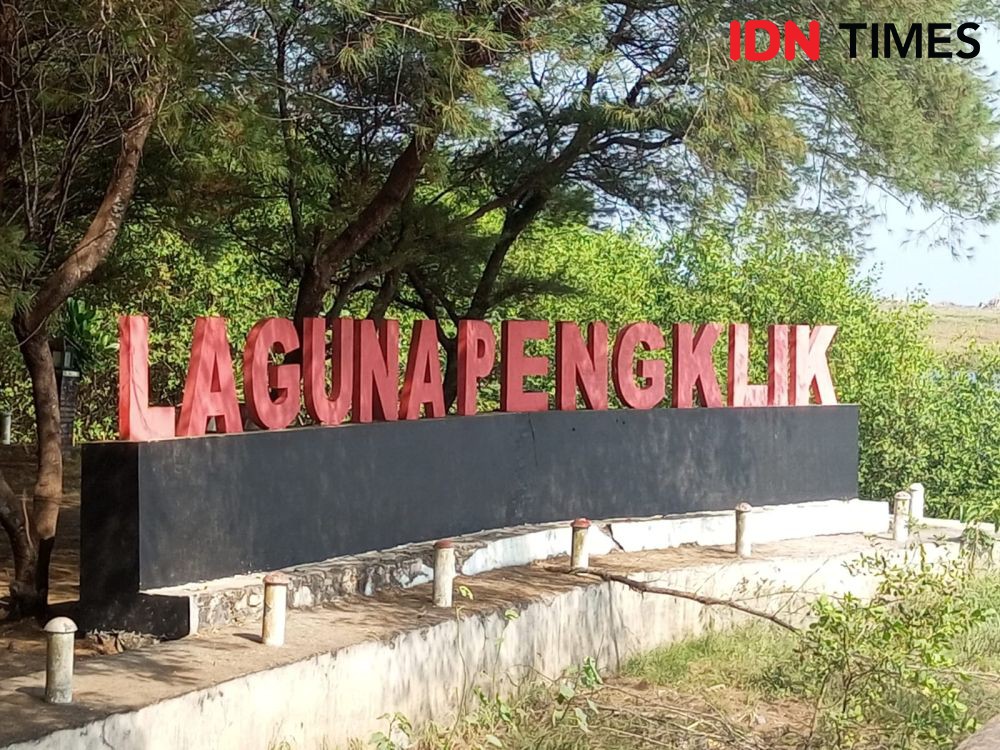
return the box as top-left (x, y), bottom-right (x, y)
top-left (570, 518), bottom-right (590, 570)
top-left (1, 412), bottom-right (10, 445)
top-left (893, 491), bottom-right (911, 544)
top-left (735, 502), bottom-right (753, 558)
top-left (44, 617), bottom-right (77, 704)
top-left (909, 482), bottom-right (925, 522)
top-left (433, 539), bottom-right (456, 608)
top-left (261, 572), bottom-right (290, 646)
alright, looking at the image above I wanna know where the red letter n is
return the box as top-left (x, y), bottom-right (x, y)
top-left (352, 319), bottom-right (400, 423)
top-left (784, 20), bottom-right (820, 60)
top-left (555, 322), bottom-right (608, 410)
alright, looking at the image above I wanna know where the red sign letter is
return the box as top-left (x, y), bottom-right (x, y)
top-left (612, 323), bottom-right (665, 410)
top-left (790, 325), bottom-right (838, 404)
top-left (672, 323), bottom-right (724, 408)
top-left (303, 318), bottom-right (354, 425)
top-left (727, 324), bottom-right (768, 407)
top-left (352, 319), bottom-right (400, 423)
top-left (784, 20), bottom-right (820, 60)
top-left (500, 320), bottom-right (549, 413)
top-left (767, 324), bottom-right (790, 406)
top-left (746, 20), bottom-right (781, 61)
top-left (456, 320), bottom-right (495, 416)
top-left (118, 315), bottom-right (175, 441)
top-left (555, 322), bottom-right (608, 410)
top-left (400, 320), bottom-right (446, 420)
top-left (244, 318), bottom-right (301, 430)
top-left (176, 317), bottom-right (242, 437)
top-left (729, 20), bottom-right (743, 60)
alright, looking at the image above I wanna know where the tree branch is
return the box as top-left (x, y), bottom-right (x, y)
top-left (543, 565), bottom-right (798, 632)
top-left (294, 127), bottom-right (438, 323)
top-left (17, 86), bottom-right (161, 338)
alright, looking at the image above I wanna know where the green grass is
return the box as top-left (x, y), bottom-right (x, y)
top-left (622, 622), bottom-right (796, 696)
top-left (277, 570), bottom-right (1000, 750)
top-left (954, 572), bottom-right (1000, 675)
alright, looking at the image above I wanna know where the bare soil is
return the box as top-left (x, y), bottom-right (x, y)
top-left (0, 445), bottom-right (90, 678)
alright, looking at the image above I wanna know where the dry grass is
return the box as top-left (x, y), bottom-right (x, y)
top-left (928, 304), bottom-right (1000, 353)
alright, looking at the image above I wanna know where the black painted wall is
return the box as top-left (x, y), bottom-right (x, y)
top-left (81, 406), bottom-right (859, 599)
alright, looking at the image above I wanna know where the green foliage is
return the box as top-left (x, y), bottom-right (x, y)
top-left (654, 220), bottom-right (935, 504)
top-left (799, 553), bottom-right (994, 749)
top-left (918, 345), bottom-right (1000, 523)
top-left (369, 713), bottom-right (414, 750)
top-left (0, 228), bottom-right (292, 441)
top-left (56, 298), bottom-right (116, 373)
top-left (626, 562), bottom-right (1000, 750)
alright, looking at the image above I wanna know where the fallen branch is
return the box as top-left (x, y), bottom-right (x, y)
top-left (542, 565), bottom-right (799, 632)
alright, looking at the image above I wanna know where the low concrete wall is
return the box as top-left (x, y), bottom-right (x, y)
top-left (139, 498), bottom-right (888, 636)
top-left (2, 533), bottom-right (956, 750)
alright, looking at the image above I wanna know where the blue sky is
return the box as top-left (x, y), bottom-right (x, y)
top-left (862, 203), bottom-right (1000, 305)
top-left (860, 29), bottom-right (1000, 306)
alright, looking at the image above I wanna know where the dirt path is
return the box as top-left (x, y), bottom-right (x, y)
top-left (0, 446), bottom-right (86, 671)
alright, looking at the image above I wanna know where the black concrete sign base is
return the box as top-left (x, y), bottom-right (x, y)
top-left (81, 407), bottom-right (859, 608)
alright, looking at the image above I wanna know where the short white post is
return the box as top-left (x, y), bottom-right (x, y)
top-left (893, 491), bottom-right (911, 544)
top-left (570, 518), bottom-right (590, 570)
top-left (908, 482), bottom-right (925, 522)
top-left (44, 617), bottom-right (77, 704)
top-left (735, 502), bottom-right (753, 558)
top-left (261, 572), bottom-right (290, 646)
top-left (1, 412), bottom-right (10, 445)
top-left (433, 539), bottom-right (456, 608)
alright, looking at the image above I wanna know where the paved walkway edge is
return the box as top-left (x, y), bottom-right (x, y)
top-left (4, 535), bottom-right (959, 750)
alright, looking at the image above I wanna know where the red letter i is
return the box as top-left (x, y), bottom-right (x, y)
top-left (730, 21), bottom-right (742, 60)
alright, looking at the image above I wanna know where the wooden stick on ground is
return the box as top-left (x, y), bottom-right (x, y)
top-left (542, 565), bottom-right (799, 633)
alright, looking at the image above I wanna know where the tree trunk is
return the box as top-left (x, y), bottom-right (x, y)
top-left (442, 336), bottom-right (459, 409)
top-left (292, 132), bottom-right (438, 324)
top-left (367, 271), bottom-right (399, 321)
top-left (0, 466), bottom-right (33, 615)
top-left (1, 88), bottom-right (160, 616)
top-left (9, 321), bottom-right (61, 616)
top-left (440, 192), bottom-right (551, 408)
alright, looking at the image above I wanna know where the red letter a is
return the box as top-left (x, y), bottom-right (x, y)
top-left (176, 317), bottom-right (243, 437)
top-left (399, 320), bottom-right (446, 420)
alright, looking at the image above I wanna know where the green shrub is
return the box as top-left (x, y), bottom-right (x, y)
top-left (3, 217), bottom-right (997, 523)
top-left (652, 222), bottom-right (935, 504)
top-left (799, 553), bottom-right (994, 749)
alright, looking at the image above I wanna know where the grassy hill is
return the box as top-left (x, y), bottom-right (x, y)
top-left (927, 304), bottom-right (1000, 353)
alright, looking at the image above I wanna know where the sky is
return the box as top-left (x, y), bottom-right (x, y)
top-left (860, 29), bottom-right (1000, 306)
top-left (861, 202), bottom-right (1000, 305)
